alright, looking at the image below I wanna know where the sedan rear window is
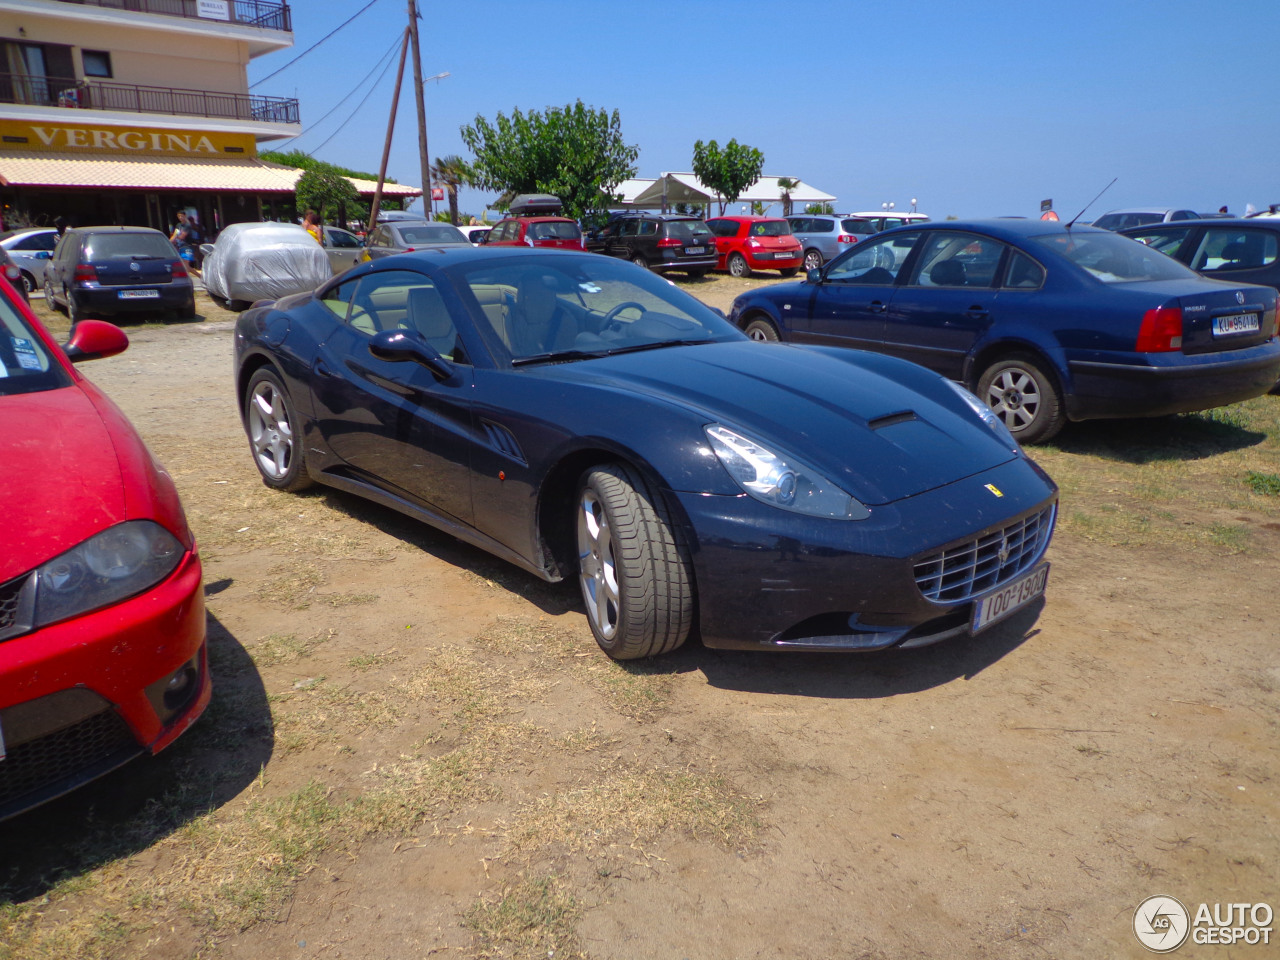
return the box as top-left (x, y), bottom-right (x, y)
top-left (749, 220), bottom-right (791, 237)
top-left (528, 221), bottom-right (582, 241)
top-left (398, 225), bottom-right (468, 244)
top-left (84, 233), bottom-right (177, 260)
top-left (1034, 232), bottom-right (1198, 283)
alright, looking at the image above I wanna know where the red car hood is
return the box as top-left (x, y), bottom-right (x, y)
top-left (0, 385), bottom-right (127, 582)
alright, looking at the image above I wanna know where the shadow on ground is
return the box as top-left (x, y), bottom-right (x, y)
top-left (1050, 411), bottom-right (1267, 463)
top-left (0, 609), bottom-right (271, 903)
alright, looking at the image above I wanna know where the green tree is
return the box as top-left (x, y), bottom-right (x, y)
top-left (295, 168), bottom-right (363, 227)
top-left (460, 101), bottom-right (639, 221)
top-left (431, 154), bottom-right (472, 226)
top-left (691, 138), bottom-right (764, 215)
top-left (777, 177), bottom-right (798, 217)
top-left (805, 202), bottom-right (835, 215)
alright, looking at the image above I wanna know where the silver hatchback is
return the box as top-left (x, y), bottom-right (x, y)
top-left (786, 215), bottom-right (877, 271)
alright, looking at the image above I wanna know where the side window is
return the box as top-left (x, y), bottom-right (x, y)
top-left (1194, 229), bottom-right (1279, 272)
top-left (1003, 251), bottom-right (1046, 290)
top-left (811, 219), bottom-right (834, 234)
top-left (619, 220), bottom-right (640, 238)
top-left (910, 232), bottom-right (1005, 288)
top-left (347, 270), bottom-right (461, 360)
top-left (787, 218), bottom-right (809, 233)
top-left (321, 278), bottom-right (359, 320)
top-left (637, 220), bottom-right (658, 237)
top-left (331, 230), bottom-right (360, 249)
top-left (1128, 227), bottom-right (1192, 259)
top-left (826, 232), bottom-right (921, 284)
top-left (706, 220), bottom-right (735, 238)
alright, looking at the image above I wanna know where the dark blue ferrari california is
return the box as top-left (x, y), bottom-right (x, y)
top-left (729, 219), bottom-right (1280, 443)
top-left (233, 247), bottom-right (1057, 659)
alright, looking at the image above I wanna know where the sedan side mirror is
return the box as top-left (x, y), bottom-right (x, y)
top-left (368, 328), bottom-right (455, 382)
top-left (35, 251), bottom-right (51, 260)
top-left (806, 268), bottom-right (823, 284)
top-left (62, 318), bottom-right (129, 363)
top-left (200, 243), bottom-right (215, 257)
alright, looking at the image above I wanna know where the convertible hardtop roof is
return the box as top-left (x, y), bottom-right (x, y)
top-left (876, 218), bottom-right (1111, 240)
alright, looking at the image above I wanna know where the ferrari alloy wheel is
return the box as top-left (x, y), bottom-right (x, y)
top-left (576, 463), bottom-right (693, 660)
top-left (744, 318), bottom-right (780, 341)
top-left (244, 367), bottom-right (312, 491)
top-left (728, 252), bottom-right (750, 278)
top-left (977, 354), bottom-right (1064, 444)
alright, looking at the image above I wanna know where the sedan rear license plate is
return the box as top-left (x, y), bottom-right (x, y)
top-left (1212, 312), bottom-right (1259, 336)
top-left (119, 288), bottom-right (160, 299)
top-left (972, 563), bottom-right (1049, 632)
top-left (685, 246), bottom-right (706, 255)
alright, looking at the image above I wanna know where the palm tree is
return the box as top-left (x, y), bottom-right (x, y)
top-left (430, 154), bottom-right (472, 226)
top-left (777, 177), bottom-right (798, 217)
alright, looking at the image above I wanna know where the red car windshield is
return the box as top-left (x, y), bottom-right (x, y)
top-left (749, 221), bottom-right (792, 237)
top-left (0, 295), bottom-right (68, 395)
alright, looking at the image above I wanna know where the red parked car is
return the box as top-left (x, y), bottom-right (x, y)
top-left (485, 193), bottom-right (585, 252)
top-left (705, 215), bottom-right (804, 278)
top-left (0, 289), bottom-right (208, 822)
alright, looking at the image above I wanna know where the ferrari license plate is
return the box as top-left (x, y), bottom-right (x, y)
top-left (119, 288), bottom-right (160, 299)
top-left (972, 563), bottom-right (1049, 632)
top-left (1212, 313), bottom-right (1259, 336)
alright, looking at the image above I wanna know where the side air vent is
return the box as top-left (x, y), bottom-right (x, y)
top-left (480, 419), bottom-right (527, 465)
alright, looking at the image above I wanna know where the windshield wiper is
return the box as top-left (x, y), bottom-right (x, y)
top-left (603, 338), bottom-right (717, 356)
top-left (510, 349), bottom-right (609, 367)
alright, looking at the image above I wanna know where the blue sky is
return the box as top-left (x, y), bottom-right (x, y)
top-left (250, 0), bottom-right (1280, 221)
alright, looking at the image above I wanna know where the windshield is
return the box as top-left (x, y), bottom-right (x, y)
top-left (1093, 212), bottom-right (1164, 231)
top-left (0, 294), bottom-right (69, 395)
top-left (450, 254), bottom-right (742, 364)
top-left (84, 233), bottom-right (177, 260)
top-left (1034, 231), bottom-right (1199, 283)
top-left (398, 224), bottom-right (467, 245)
top-left (749, 220), bottom-right (791, 237)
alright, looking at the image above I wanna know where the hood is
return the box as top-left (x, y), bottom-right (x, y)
top-left (0, 385), bottom-right (126, 581)
top-left (538, 341), bottom-right (1019, 506)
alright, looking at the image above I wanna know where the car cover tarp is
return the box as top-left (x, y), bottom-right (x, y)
top-left (203, 222), bottom-right (331, 303)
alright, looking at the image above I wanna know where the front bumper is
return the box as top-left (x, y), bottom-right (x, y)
top-left (1066, 342), bottom-right (1280, 419)
top-left (676, 456), bottom-right (1056, 651)
top-left (0, 549), bottom-right (209, 821)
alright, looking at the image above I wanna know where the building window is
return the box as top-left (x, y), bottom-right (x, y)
top-left (82, 50), bottom-right (112, 78)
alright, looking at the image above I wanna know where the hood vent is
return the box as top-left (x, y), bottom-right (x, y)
top-left (867, 410), bottom-right (918, 431)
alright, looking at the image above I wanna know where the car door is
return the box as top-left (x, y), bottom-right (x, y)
top-left (1186, 226), bottom-right (1280, 290)
top-left (308, 268), bottom-right (475, 524)
top-left (324, 227), bottom-right (363, 273)
top-left (705, 219), bottom-right (738, 269)
top-left (880, 230), bottom-right (1007, 378)
top-left (801, 231), bottom-right (923, 348)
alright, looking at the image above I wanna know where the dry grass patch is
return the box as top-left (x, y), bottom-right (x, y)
top-left (464, 874), bottom-right (583, 960)
top-left (249, 630), bottom-right (333, 667)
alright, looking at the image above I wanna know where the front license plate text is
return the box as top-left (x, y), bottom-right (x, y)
top-left (972, 563), bottom-right (1049, 632)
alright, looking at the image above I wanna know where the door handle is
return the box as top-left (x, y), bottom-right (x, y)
top-left (966, 305), bottom-right (989, 320)
top-left (869, 300), bottom-right (887, 314)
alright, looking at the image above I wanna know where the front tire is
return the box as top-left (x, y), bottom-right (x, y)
top-left (631, 253), bottom-right (649, 270)
top-left (744, 318), bottom-right (780, 341)
top-left (576, 463), bottom-right (693, 660)
top-left (977, 354), bottom-right (1064, 444)
top-left (19, 271), bottom-right (36, 295)
top-left (728, 252), bottom-right (750, 278)
top-left (803, 249), bottom-right (823, 272)
top-left (244, 367), bottom-right (313, 491)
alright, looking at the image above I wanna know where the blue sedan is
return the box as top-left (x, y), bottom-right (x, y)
top-left (729, 220), bottom-right (1280, 443)
top-left (233, 247), bottom-right (1057, 659)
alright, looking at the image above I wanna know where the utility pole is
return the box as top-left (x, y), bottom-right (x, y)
top-left (407, 0), bottom-right (432, 218)
top-left (368, 28), bottom-right (409, 237)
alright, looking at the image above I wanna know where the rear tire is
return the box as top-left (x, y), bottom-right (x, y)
top-left (243, 367), bottom-right (313, 492)
top-left (631, 253), bottom-right (649, 270)
top-left (977, 354), bottom-right (1064, 444)
top-left (779, 268), bottom-right (799, 278)
top-left (66, 287), bottom-right (85, 324)
top-left (728, 252), bottom-right (750, 278)
top-left (576, 463), bottom-right (693, 660)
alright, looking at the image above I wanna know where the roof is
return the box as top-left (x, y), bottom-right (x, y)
top-left (0, 151), bottom-right (422, 198)
top-left (621, 172), bottom-right (837, 209)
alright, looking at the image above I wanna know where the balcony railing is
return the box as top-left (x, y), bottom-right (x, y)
top-left (0, 74), bottom-right (300, 125)
top-left (51, 0), bottom-right (292, 32)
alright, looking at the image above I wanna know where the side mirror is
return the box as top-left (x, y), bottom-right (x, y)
top-left (368, 328), bottom-right (454, 381)
top-left (35, 251), bottom-right (52, 260)
top-left (62, 319), bottom-right (129, 363)
top-left (806, 268), bottom-right (823, 284)
top-left (199, 243), bottom-right (215, 257)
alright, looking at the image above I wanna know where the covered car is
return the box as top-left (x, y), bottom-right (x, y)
top-left (201, 222), bottom-right (331, 308)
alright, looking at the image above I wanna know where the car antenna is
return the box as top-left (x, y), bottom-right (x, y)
top-left (1066, 178), bottom-right (1117, 229)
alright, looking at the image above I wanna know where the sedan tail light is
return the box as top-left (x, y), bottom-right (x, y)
top-left (656, 238), bottom-right (683, 248)
top-left (838, 235), bottom-right (860, 244)
top-left (74, 263), bottom-right (98, 284)
top-left (1136, 305), bottom-right (1183, 352)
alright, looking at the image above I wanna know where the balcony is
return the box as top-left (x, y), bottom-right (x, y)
top-left (0, 74), bottom-right (299, 125)
top-left (50, 0), bottom-right (291, 32)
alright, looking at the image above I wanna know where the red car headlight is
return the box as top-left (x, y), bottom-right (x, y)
top-left (35, 520), bottom-right (184, 627)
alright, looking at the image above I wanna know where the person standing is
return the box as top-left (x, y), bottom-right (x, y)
top-left (303, 210), bottom-right (324, 244)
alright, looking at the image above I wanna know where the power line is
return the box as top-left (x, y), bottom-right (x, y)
top-left (250, 0), bottom-right (386, 90)
top-left (305, 40), bottom-right (404, 156)
top-left (275, 34), bottom-right (402, 151)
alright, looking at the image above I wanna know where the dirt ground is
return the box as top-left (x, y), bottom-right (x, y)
top-left (2, 276), bottom-right (1278, 960)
